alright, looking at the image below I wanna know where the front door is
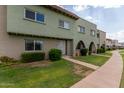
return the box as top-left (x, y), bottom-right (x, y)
top-left (57, 40), bottom-right (65, 55)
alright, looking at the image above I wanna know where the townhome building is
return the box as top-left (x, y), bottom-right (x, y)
top-left (106, 38), bottom-right (113, 48)
top-left (0, 5), bottom-right (106, 59)
top-left (112, 39), bottom-right (119, 48)
top-left (118, 42), bottom-right (124, 49)
top-left (97, 30), bottom-right (106, 48)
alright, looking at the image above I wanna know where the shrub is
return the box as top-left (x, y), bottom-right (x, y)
top-left (0, 56), bottom-right (17, 63)
top-left (97, 48), bottom-right (101, 54)
top-left (80, 48), bottom-right (88, 56)
top-left (97, 48), bottom-right (106, 54)
top-left (88, 51), bottom-right (92, 55)
top-left (21, 52), bottom-right (45, 62)
top-left (49, 49), bottom-right (62, 61)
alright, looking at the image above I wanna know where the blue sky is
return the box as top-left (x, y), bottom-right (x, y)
top-left (62, 5), bottom-right (124, 42)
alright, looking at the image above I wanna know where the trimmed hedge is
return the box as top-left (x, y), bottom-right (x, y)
top-left (80, 48), bottom-right (88, 56)
top-left (49, 49), bottom-right (62, 61)
top-left (88, 51), bottom-right (92, 55)
top-left (0, 56), bottom-right (17, 63)
top-left (21, 52), bottom-right (45, 62)
top-left (97, 48), bottom-right (101, 54)
top-left (97, 48), bottom-right (106, 54)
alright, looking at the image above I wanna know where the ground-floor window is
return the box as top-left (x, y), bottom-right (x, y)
top-left (25, 39), bottom-right (43, 51)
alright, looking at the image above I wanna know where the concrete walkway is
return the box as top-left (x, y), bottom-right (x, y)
top-left (63, 56), bottom-right (99, 70)
top-left (71, 50), bottom-right (123, 88)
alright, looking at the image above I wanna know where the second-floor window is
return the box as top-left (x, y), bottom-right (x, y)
top-left (78, 26), bottom-right (85, 33)
top-left (91, 30), bottom-right (95, 36)
top-left (97, 33), bottom-right (100, 38)
top-left (59, 20), bottom-right (70, 29)
top-left (24, 9), bottom-right (45, 23)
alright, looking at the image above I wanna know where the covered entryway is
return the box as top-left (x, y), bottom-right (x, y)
top-left (57, 40), bottom-right (73, 56)
top-left (89, 42), bottom-right (96, 54)
top-left (57, 40), bottom-right (66, 55)
top-left (76, 41), bottom-right (85, 56)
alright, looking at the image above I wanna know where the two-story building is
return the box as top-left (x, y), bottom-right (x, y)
top-left (0, 5), bottom-right (106, 59)
top-left (106, 38), bottom-right (113, 48)
top-left (97, 30), bottom-right (106, 48)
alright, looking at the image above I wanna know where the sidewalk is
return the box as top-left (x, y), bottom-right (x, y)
top-left (71, 50), bottom-right (123, 88)
top-left (63, 56), bottom-right (99, 70)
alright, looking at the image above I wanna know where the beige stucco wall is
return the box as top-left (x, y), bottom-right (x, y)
top-left (0, 6), bottom-right (72, 59)
top-left (106, 39), bottom-right (113, 48)
top-left (99, 30), bottom-right (106, 47)
top-left (0, 5), bottom-right (102, 59)
top-left (73, 18), bottom-right (99, 51)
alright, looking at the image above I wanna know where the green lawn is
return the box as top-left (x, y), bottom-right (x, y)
top-left (120, 50), bottom-right (124, 54)
top-left (120, 54), bottom-right (124, 88)
top-left (74, 55), bottom-right (110, 66)
top-left (101, 51), bottom-right (112, 56)
top-left (0, 59), bottom-right (82, 88)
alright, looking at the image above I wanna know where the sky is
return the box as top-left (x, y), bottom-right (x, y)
top-left (62, 5), bottom-right (124, 42)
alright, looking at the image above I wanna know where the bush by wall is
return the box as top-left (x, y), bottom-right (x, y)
top-left (97, 48), bottom-right (106, 54)
top-left (97, 48), bottom-right (101, 54)
top-left (49, 49), bottom-right (62, 61)
top-left (80, 48), bottom-right (88, 56)
top-left (0, 56), bottom-right (17, 63)
top-left (21, 52), bottom-right (45, 62)
top-left (88, 51), bottom-right (92, 55)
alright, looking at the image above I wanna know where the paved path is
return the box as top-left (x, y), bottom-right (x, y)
top-left (62, 56), bottom-right (99, 70)
top-left (71, 50), bottom-right (123, 88)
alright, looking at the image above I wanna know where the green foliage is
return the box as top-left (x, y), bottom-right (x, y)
top-left (49, 49), bottom-right (62, 61)
top-left (88, 51), bottom-right (92, 55)
top-left (0, 59), bottom-right (82, 88)
top-left (80, 48), bottom-right (88, 56)
top-left (75, 55), bottom-right (109, 66)
top-left (21, 52), bottom-right (45, 62)
top-left (97, 48), bottom-right (106, 54)
top-left (97, 48), bottom-right (101, 54)
top-left (0, 56), bottom-right (17, 63)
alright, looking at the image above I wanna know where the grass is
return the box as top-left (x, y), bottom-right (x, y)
top-left (74, 55), bottom-right (110, 66)
top-left (0, 59), bottom-right (82, 88)
top-left (120, 50), bottom-right (124, 54)
top-left (120, 54), bottom-right (124, 88)
top-left (101, 51), bottom-right (112, 56)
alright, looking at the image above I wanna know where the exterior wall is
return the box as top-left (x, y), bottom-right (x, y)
top-left (118, 42), bottom-right (124, 48)
top-left (112, 40), bottom-right (119, 48)
top-left (106, 39), bottom-right (113, 48)
top-left (73, 18), bottom-right (98, 54)
top-left (99, 30), bottom-right (106, 47)
top-left (1, 5), bottom-right (102, 59)
top-left (0, 6), bottom-right (73, 59)
top-left (7, 5), bottom-right (76, 40)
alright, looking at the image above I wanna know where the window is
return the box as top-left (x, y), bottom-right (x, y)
top-left (25, 40), bottom-right (34, 51)
top-left (97, 33), bottom-right (100, 38)
top-left (36, 13), bottom-right (44, 22)
top-left (91, 30), bottom-right (95, 36)
top-left (78, 26), bottom-right (85, 33)
top-left (35, 40), bottom-right (42, 50)
top-left (25, 40), bottom-right (43, 51)
top-left (24, 9), bottom-right (45, 23)
top-left (59, 20), bottom-right (70, 29)
top-left (25, 10), bottom-right (35, 20)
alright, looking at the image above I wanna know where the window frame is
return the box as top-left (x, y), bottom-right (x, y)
top-left (25, 39), bottom-right (43, 51)
top-left (58, 19), bottom-right (70, 30)
top-left (78, 25), bottom-right (85, 33)
top-left (91, 30), bottom-right (95, 37)
top-left (24, 8), bottom-right (45, 24)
